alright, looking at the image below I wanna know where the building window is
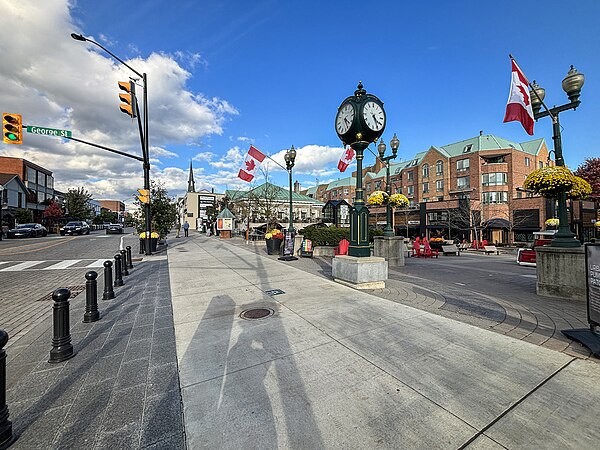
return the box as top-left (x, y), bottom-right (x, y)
top-left (437, 196), bottom-right (444, 201)
top-left (422, 198), bottom-right (428, 202)
top-left (525, 157), bottom-right (530, 167)
top-left (37, 191), bottom-right (44, 203)
top-left (395, 186), bottom-right (402, 194)
top-left (517, 191), bottom-right (523, 198)
top-left (484, 156), bottom-right (506, 164)
top-left (343, 188), bottom-right (349, 196)
top-left (422, 164), bottom-right (429, 178)
top-left (423, 182), bottom-right (429, 193)
top-left (407, 186), bottom-right (414, 196)
top-left (436, 180), bottom-right (444, 191)
top-left (539, 161), bottom-right (544, 169)
top-left (375, 180), bottom-right (382, 190)
top-left (27, 167), bottom-right (36, 184)
top-left (17, 192), bottom-right (22, 208)
top-left (436, 160), bottom-right (443, 176)
top-left (366, 183), bottom-right (371, 192)
top-left (457, 176), bottom-right (470, 189)
top-left (481, 172), bottom-right (507, 186)
top-left (482, 191), bottom-right (508, 204)
top-left (456, 159), bottom-right (470, 171)
top-left (463, 144), bottom-right (473, 153)
top-left (407, 171), bottom-right (413, 181)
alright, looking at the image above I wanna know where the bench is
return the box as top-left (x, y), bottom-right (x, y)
top-left (483, 245), bottom-right (499, 255)
top-left (441, 244), bottom-right (460, 256)
top-left (402, 242), bottom-right (412, 258)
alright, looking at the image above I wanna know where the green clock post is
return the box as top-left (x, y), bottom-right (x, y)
top-left (335, 82), bottom-right (386, 257)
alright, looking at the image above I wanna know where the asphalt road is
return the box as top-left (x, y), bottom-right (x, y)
top-left (0, 228), bottom-right (137, 348)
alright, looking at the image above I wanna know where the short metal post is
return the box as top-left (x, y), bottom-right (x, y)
top-left (126, 246), bottom-right (133, 269)
top-left (120, 250), bottom-right (129, 276)
top-left (0, 329), bottom-right (14, 450)
top-left (83, 271), bottom-right (100, 323)
top-left (114, 254), bottom-right (124, 287)
top-left (49, 288), bottom-right (76, 363)
top-left (102, 260), bottom-right (115, 300)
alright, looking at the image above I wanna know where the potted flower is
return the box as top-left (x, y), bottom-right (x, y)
top-left (545, 218), bottom-right (559, 229)
top-left (429, 237), bottom-right (444, 250)
top-left (265, 228), bottom-right (284, 255)
top-left (139, 231), bottom-right (160, 252)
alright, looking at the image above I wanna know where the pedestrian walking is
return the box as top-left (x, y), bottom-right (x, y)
top-left (183, 221), bottom-right (190, 237)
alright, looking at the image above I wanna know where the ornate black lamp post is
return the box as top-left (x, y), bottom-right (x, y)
top-left (335, 82), bottom-right (386, 257)
top-left (529, 65), bottom-right (585, 248)
top-left (71, 32), bottom-right (152, 255)
top-left (284, 146), bottom-right (297, 232)
top-left (377, 134), bottom-right (399, 237)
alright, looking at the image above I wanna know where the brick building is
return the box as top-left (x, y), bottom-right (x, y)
top-left (98, 200), bottom-right (126, 221)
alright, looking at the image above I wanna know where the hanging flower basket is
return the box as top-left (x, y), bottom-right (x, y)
top-left (388, 193), bottom-right (409, 207)
top-left (523, 166), bottom-right (576, 197)
top-left (567, 176), bottom-right (592, 199)
top-left (367, 190), bottom-right (389, 206)
top-left (545, 218), bottom-right (559, 228)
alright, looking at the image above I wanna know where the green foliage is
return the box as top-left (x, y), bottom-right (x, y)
top-left (65, 187), bottom-right (93, 220)
top-left (369, 228), bottom-right (384, 241)
top-left (133, 181), bottom-right (177, 237)
top-left (93, 211), bottom-right (118, 224)
top-left (124, 215), bottom-right (136, 227)
top-left (14, 208), bottom-right (33, 224)
top-left (299, 226), bottom-right (350, 246)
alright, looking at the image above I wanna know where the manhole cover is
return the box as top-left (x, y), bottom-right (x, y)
top-left (240, 308), bottom-right (275, 320)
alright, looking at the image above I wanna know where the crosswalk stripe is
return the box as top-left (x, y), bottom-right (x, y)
top-left (42, 260), bottom-right (82, 270)
top-left (86, 259), bottom-right (107, 268)
top-left (0, 261), bottom-right (46, 271)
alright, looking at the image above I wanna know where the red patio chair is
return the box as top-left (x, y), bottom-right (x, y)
top-left (423, 239), bottom-right (439, 258)
top-left (334, 238), bottom-right (349, 256)
top-left (413, 245), bottom-right (423, 257)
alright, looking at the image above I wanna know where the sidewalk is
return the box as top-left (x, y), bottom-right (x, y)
top-left (170, 234), bottom-right (600, 449)
top-left (4, 237), bottom-right (184, 449)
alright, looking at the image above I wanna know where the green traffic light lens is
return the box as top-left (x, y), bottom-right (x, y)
top-left (7, 133), bottom-right (17, 140)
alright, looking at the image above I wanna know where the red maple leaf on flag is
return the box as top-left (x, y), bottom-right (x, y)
top-left (344, 147), bottom-right (355, 160)
top-left (517, 84), bottom-right (530, 106)
top-left (245, 159), bottom-right (256, 171)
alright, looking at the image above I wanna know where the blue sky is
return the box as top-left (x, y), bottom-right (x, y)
top-left (1, 0), bottom-right (598, 204)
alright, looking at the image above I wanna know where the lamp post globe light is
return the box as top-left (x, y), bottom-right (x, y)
top-left (529, 65), bottom-right (585, 248)
top-left (70, 32), bottom-right (152, 255)
top-left (335, 82), bottom-right (386, 257)
top-left (377, 133), bottom-right (399, 237)
top-left (284, 145), bottom-right (297, 233)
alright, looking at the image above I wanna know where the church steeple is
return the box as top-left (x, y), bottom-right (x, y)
top-left (187, 160), bottom-right (196, 193)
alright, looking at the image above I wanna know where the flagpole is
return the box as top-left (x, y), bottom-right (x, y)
top-left (509, 54), bottom-right (557, 122)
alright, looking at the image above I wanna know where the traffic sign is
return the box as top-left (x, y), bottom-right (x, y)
top-left (26, 126), bottom-right (72, 138)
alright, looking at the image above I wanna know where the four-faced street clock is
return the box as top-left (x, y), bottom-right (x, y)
top-left (335, 82), bottom-right (386, 146)
top-left (335, 82), bottom-right (387, 257)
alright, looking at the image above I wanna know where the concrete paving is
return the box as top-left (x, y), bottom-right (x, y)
top-left (169, 235), bottom-right (600, 449)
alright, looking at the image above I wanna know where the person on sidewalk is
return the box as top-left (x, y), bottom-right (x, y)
top-left (183, 221), bottom-right (190, 237)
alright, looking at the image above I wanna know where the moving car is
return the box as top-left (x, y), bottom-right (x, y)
top-left (60, 221), bottom-right (90, 236)
top-left (6, 223), bottom-right (48, 238)
top-left (516, 231), bottom-right (557, 266)
top-left (106, 223), bottom-right (124, 234)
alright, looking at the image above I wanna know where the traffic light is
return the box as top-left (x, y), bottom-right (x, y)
top-left (137, 188), bottom-right (150, 204)
top-left (118, 81), bottom-right (137, 118)
top-left (3, 113), bottom-right (22, 144)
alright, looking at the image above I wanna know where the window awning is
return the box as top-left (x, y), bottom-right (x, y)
top-left (483, 218), bottom-right (511, 228)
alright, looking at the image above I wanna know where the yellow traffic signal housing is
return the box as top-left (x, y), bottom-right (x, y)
top-left (2, 113), bottom-right (22, 144)
top-left (118, 81), bottom-right (137, 118)
top-left (137, 188), bottom-right (150, 204)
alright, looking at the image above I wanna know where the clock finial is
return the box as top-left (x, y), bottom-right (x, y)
top-left (355, 81), bottom-right (366, 97)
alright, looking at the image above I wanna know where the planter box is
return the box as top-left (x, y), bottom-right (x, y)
top-left (266, 238), bottom-right (283, 255)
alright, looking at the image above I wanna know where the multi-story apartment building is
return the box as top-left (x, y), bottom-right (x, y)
top-left (98, 200), bottom-right (126, 222)
top-left (0, 156), bottom-right (55, 221)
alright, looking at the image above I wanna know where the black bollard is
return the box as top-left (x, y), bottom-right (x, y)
top-left (102, 260), bottom-right (115, 300)
top-left (0, 329), bottom-right (14, 450)
top-left (83, 271), bottom-right (101, 323)
top-left (120, 250), bottom-right (129, 276)
top-left (48, 288), bottom-right (76, 363)
top-left (126, 246), bottom-right (133, 269)
top-left (114, 254), bottom-right (124, 287)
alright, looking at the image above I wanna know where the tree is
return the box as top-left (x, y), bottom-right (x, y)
top-left (93, 210), bottom-right (118, 224)
top-left (65, 187), bottom-right (93, 220)
top-left (575, 157), bottom-right (600, 201)
top-left (42, 201), bottom-right (63, 219)
top-left (14, 208), bottom-right (33, 224)
top-left (133, 180), bottom-right (177, 237)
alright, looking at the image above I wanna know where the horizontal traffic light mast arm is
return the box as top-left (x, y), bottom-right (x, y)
top-left (63, 135), bottom-right (144, 162)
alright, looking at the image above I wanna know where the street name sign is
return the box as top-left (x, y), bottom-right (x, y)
top-left (26, 126), bottom-right (72, 138)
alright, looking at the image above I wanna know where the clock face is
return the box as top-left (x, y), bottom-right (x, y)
top-left (336, 103), bottom-right (354, 135)
top-left (362, 101), bottom-right (385, 132)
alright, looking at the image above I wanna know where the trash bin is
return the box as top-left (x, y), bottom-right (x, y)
top-left (140, 237), bottom-right (158, 253)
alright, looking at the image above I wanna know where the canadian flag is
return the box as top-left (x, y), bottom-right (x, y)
top-left (337, 146), bottom-right (355, 172)
top-left (503, 59), bottom-right (534, 135)
top-left (238, 145), bottom-right (266, 182)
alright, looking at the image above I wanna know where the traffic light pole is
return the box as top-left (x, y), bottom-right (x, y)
top-left (71, 33), bottom-right (152, 255)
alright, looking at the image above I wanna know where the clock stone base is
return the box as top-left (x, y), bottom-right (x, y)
top-left (332, 255), bottom-right (388, 290)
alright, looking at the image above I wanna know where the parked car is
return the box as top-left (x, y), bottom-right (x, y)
top-left (516, 231), bottom-right (556, 266)
top-left (60, 221), bottom-right (91, 236)
top-left (106, 223), bottom-right (124, 234)
top-left (6, 223), bottom-right (48, 238)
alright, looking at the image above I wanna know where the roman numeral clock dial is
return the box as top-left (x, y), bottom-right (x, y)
top-left (335, 103), bottom-right (354, 135)
top-left (362, 101), bottom-right (385, 132)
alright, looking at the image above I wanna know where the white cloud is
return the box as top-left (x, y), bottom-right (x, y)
top-left (150, 146), bottom-right (178, 158)
top-left (210, 146), bottom-right (244, 169)
top-left (262, 144), bottom-right (344, 176)
top-left (193, 151), bottom-right (216, 162)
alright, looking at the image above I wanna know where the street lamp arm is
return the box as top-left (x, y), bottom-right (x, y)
top-left (71, 33), bottom-right (143, 78)
top-left (533, 101), bottom-right (581, 121)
